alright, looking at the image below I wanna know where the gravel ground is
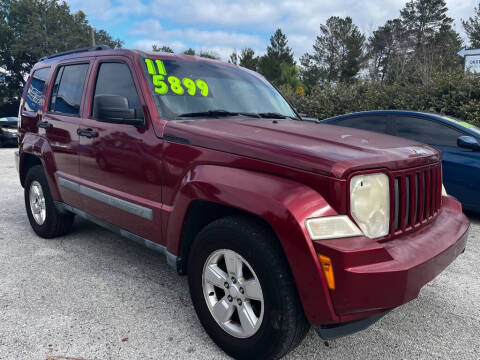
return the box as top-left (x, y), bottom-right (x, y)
top-left (0, 147), bottom-right (479, 360)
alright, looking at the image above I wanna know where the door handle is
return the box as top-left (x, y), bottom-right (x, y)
top-left (77, 128), bottom-right (98, 139)
top-left (37, 121), bottom-right (52, 129)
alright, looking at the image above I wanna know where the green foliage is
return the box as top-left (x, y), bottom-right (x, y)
top-left (228, 50), bottom-right (239, 65)
top-left (280, 71), bottom-right (480, 126)
top-left (152, 44), bottom-right (174, 53)
top-left (182, 48), bottom-right (196, 56)
top-left (228, 48), bottom-right (259, 71)
top-left (300, 16), bottom-right (365, 86)
top-left (258, 29), bottom-right (294, 85)
top-left (0, 0), bottom-right (122, 101)
top-left (463, 2), bottom-right (480, 48)
top-left (198, 50), bottom-right (220, 60)
top-left (279, 63), bottom-right (301, 90)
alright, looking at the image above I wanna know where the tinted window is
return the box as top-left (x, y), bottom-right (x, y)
top-left (335, 116), bottom-right (390, 134)
top-left (24, 67), bottom-right (51, 112)
top-left (395, 117), bottom-right (465, 147)
top-left (49, 64), bottom-right (89, 115)
top-left (92, 62), bottom-right (144, 120)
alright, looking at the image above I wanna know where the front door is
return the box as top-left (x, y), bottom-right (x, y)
top-left (78, 57), bottom-right (163, 243)
top-left (437, 144), bottom-right (480, 211)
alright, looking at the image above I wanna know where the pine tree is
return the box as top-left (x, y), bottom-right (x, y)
top-left (239, 48), bottom-right (259, 71)
top-left (367, 19), bottom-right (408, 82)
top-left (183, 48), bottom-right (196, 56)
top-left (463, 2), bottom-right (480, 48)
top-left (300, 16), bottom-right (365, 86)
top-left (229, 50), bottom-right (239, 65)
top-left (258, 29), bottom-right (294, 84)
top-left (400, 0), bottom-right (462, 83)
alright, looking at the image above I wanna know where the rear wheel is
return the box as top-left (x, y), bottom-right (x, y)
top-left (24, 165), bottom-right (74, 238)
top-left (188, 216), bottom-right (310, 360)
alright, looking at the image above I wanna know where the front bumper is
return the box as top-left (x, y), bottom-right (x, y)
top-left (313, 196), bottom-right (469, 320)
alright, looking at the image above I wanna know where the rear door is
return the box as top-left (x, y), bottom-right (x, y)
top-left (42, 60), bottom-right (91, 208)
top-left (78, 56), bottom-right (163, 243)
top-left (393, 116), bottom-right (480, 210)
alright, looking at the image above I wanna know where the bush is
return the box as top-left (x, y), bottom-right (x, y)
top-left (281, 71), bottom-right (480, 126)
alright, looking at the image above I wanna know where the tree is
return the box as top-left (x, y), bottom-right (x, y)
top-left (463, 2), bottom-right (480, 48)
top-left (183, 48), bottom-right (196, 56)
top-left (401, 0), bottom-right (453, 49)
top-left (367, 19), bottom-right (409, 82)
top-left (300, 16), bottom-right (365, 86)
top-left (198, 50), bottom-right (220, 60)
top-left (238, 48), bottom-right (258, 71)
top-left (228, 48), bottom-right (259, 70)
top-left (400, 0), bottom-right (462, 84)
top-left (229, 50), bottom-right (239, 65)
top-left (0, 0), bottom-right (122, 101)
top-left (258, 29), bottom-right (294, 84)
top-left (279, 63), bottom-right (302, 90)
top-left (152, 44), bottom-right (174, 53)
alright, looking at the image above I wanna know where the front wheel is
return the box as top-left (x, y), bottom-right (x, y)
top-left (188, 216), bottom-right (310, 360)
top-left (24, 165), bottom-right (74, 238)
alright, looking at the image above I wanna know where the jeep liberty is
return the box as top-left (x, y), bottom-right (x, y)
top-left (16, 46), bottom-right (470, 359)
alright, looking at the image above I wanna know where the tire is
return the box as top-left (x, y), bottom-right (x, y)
top-left (188, 216), bottom-right (310, 360)
top-left (24, 165), bottom-right (74, 238)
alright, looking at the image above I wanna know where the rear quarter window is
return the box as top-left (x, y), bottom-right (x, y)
top-left (24, 67), bottom-right (51, 112)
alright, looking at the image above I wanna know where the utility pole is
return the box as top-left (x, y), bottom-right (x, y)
top-left (91, 27), bottom-right (96, 46)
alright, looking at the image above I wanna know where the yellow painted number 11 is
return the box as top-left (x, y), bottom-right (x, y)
top-left (145, 59), bottom-right (209, 97)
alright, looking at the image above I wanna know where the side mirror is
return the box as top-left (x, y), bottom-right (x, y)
top-left (457, 135), bottom-right (480, 151)
top-left (93, 95), bottom-right (143, 126)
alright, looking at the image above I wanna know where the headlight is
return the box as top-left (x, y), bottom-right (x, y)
top-left (441, 184), bottom-right (447, 196)
top-left (305, 216), bottom-right (363, 240)
top-left (350, 173), bottom-right (390, 239)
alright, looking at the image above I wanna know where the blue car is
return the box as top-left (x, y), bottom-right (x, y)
top-left (321, 110), bottom-right (480, 212)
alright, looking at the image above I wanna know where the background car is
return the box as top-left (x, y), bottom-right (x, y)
top-left (0, 116), bottom-right (19, 147)
top-left (321, 110), bottom-right (480, 212)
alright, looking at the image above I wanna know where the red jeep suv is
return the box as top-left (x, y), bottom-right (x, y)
top-left (16, 46), bottom-right (470, 359)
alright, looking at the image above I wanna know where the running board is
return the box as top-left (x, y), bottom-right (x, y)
top-left (54, 201), bottom-right (177, 269)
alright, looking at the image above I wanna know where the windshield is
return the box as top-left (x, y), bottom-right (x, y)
top-left (141, 57), bottom-right (298, 120)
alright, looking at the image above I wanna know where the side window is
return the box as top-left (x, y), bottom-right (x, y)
top-left (24, 67), bottom-right (51, 112)
top-left (49, 63), bottom-right (89, 116)
top-left (92, 62), bottom-right (144, 120)
top-left (335, 116), bottom-right (390, 134)
top-left (394, 117), bottom-right (465, 147)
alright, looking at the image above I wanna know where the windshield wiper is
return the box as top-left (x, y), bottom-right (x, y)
top-left (177, 110), bottom-right (262, 119)
top-left (257, 112), bottom-right (300, 120)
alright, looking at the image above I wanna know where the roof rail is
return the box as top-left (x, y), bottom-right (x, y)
top-left (39, 45), bottom-right (111, 61)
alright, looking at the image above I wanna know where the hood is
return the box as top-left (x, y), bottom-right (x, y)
top-left (163, 118), bottom-right (440, 178)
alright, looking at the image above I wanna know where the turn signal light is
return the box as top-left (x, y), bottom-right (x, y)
top-left (318, 254), bottom-right (335, 290)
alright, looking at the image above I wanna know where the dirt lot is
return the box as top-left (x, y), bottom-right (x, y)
top-left (0, 147), bottom-right (479, 360)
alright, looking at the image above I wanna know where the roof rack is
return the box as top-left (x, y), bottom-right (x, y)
top-left (39, 45), bottom-right (111, 61)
